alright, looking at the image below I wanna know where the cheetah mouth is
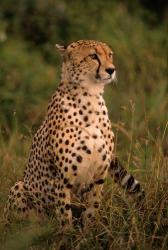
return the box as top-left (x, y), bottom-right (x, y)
top-left (102, 76), bottom-right (112, 81)
top-left (95, 78), bottom-right (112, 86)
top-left (95, 71), bottom-right (116, 84)
top-left (96, 75), bottom-right (111, 81)
top-left (99, 75), bottom-right (116, 84)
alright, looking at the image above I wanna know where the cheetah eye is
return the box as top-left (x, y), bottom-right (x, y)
top-left (89, 54), bottom-right (99, 60)
top-left (109, 52), bottom-right (113, 58)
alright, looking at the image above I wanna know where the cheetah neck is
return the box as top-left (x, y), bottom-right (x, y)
top-left (60, 63), bottom-right (70, 85)
top-left (79, 80), bottom-right (105, 96)
top-left (58, 82), bottom-right (106, 115)
top-left (60, 80), bottom-right (104, 97)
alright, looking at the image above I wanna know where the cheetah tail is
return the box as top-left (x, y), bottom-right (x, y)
top-left (109, 157), bottom-right (145, 201)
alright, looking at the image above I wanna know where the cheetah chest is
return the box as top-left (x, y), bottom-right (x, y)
top-left (56, 124), bottom-right (113, 187)
top-left (49, 87), bottom-right (114, 186)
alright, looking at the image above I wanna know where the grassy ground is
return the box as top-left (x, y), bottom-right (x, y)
top-left (0, 4), bottom-right (168, 249)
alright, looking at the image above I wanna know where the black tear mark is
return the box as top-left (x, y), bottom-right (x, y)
top-left (95, 179), bottom-right (104, 185)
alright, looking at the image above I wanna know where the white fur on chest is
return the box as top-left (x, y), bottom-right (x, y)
top-left (51, 85), bottom-right (114, 186)
top-left (73, 126), bottom-right (111, 185)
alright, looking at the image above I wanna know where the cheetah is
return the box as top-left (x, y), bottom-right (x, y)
top-left (4, 40), bottom-right (144, 226)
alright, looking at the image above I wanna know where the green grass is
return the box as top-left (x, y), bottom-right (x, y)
top-left (0, 3), bottom-right (168, 249)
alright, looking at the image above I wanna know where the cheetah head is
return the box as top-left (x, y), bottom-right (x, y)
top-left (56, 40), bottom-right (116, 87)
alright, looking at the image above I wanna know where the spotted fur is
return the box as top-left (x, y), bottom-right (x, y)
top-left (4, 40), bottom-right (143, 225)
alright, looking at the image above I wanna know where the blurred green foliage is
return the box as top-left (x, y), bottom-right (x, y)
top-left (0, 38), bottom-right (58, 136)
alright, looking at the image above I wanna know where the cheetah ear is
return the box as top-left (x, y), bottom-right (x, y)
top-left (55, 44), bottom-right (67, 55)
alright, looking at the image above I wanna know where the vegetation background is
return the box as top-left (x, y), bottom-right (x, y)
top-left (0, 0), bottom-right (168, 249)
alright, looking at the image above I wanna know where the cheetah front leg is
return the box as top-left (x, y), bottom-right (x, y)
top-left (81, 170), bottom-right (108, 225)
top-left (82, 182), bottom-right (104, 222)
top-left (57, 173), bottom-right (74, 227)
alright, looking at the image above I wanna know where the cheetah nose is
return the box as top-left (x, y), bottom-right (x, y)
top-left (105, 68), bottom-right (115, 75)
